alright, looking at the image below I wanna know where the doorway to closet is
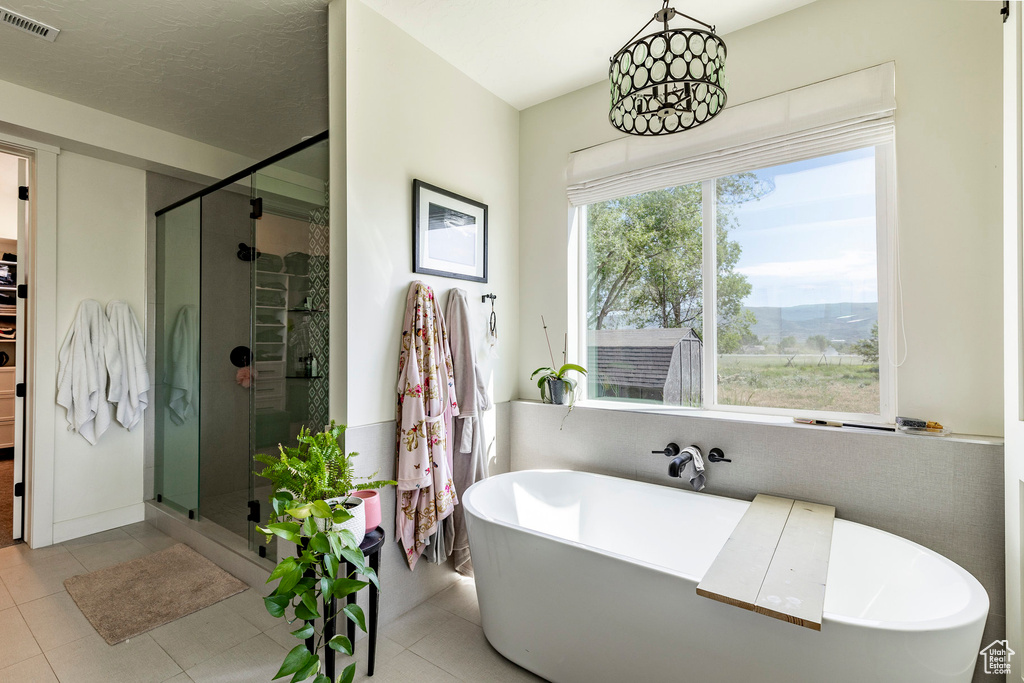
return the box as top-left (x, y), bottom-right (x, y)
top-left (0, 149), bottom-right (27, 549)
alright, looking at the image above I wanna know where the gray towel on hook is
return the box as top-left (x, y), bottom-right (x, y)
top-left (681, 445), bottom-right (706, 491)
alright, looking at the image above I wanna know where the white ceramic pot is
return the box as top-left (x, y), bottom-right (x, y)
top-left (323, 496), bottom-right (366, 546)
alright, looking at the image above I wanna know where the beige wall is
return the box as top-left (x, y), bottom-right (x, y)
top-left (0, 152), bottom-right (17, 240)
top-left (52, 152), bottom-right (148, 541)
top-left (518, 0), bottom-right (1004, 436)
top-left (344, 0), bottom-right (520, 427)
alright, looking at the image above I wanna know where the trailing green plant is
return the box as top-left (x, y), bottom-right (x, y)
top-left (259, 491), bottom-right (376, 683)
top-left (254, 422), bottom-right (395, 507)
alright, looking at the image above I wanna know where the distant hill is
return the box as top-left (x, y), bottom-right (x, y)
top-left (744, 302), bottom-right (877, 344)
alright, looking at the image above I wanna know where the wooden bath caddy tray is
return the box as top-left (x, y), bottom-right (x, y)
top-left (696, 494), bottom-right (835, 631)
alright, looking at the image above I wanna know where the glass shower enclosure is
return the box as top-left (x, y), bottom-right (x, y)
top-left (154, 134), bottom-right (329, 562)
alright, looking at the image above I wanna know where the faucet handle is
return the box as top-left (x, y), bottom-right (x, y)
top-left (653, 443), bottom-right (681, 457)
top-left (707, 448), bottom-right (731, 463)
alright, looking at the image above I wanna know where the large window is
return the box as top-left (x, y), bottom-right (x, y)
top-left (582, 145), bottom-right (892, 420)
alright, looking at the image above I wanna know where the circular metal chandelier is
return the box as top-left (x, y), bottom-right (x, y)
top-left (609, 1), bottom-right (727, 136)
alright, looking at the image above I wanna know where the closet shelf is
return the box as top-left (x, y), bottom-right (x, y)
top-left (288, 308), bottom-right (324, 313)
top-left (286, 375), bottom-right (323, 380)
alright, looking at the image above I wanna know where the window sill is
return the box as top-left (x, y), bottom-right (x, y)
top-left (516, 399), bottom-right (1004, 446)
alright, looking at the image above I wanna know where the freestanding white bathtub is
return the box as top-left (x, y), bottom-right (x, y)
top-left (463, 470), bottom-right (989, 683)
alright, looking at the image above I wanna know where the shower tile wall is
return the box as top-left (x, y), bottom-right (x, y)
top-left (510, 401), bottom-right (1005, 683)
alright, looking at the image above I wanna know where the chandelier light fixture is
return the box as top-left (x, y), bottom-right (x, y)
top-left (609, 0), bottom-right (727, 136)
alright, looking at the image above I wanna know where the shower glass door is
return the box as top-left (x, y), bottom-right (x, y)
top-left (195, 180), bottom-right (255, 540)
top-left (248, 140), bottom-right (330, 560)
top-left (154, 199), bottom-right (201, 515)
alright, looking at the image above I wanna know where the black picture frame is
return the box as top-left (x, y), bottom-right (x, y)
top-left (412, 179), bottom-right (488, 283)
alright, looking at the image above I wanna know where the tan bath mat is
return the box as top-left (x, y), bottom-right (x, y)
top-left (64, 542), bottom-right (248, 644)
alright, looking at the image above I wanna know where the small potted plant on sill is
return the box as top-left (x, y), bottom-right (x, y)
top-left (255, 421), bottom-right (395, 545)
top-left (531, 315), bottom-right (587, 406)
top-left (258, 492), bottom-right (375, 683)
top-left (531, 364), bottom-right (587, 405)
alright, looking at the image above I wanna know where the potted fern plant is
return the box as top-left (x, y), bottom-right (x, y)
top-left (255, 422), bottom-right (395, 544)
top-left (259, 492), bottom-right (375, 683)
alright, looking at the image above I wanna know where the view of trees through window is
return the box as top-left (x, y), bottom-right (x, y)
top-left (585, 147), bottom-right (880, 415)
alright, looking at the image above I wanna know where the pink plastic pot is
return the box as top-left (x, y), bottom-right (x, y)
top-left (351, 490), bottom-right (381, 532)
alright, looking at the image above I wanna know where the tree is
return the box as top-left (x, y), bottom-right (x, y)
top-left (808, 334), bottom-right (829, 353)
top-left (852, 322), bottom-right (879, 364)
top-left (780, 335), bottom-right (797, 352)
top-left (586, 173), bottom-right (770, 342)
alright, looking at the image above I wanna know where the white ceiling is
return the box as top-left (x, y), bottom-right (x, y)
top-left (0, 0), bottom-right (814, 161)
top-left (361, 0), bottom-right (818, 110)
top-left (0, 0), bottom-right (328, 160)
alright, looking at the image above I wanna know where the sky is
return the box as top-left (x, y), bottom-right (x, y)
top-left (726, 147), bottom-right (878, 309)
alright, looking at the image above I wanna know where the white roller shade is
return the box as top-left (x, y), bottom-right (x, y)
top-left (567, 62), bottom-right (896, 206)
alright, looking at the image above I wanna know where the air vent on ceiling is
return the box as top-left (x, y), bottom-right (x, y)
top-left (0, 6), bottom-right (59, 42)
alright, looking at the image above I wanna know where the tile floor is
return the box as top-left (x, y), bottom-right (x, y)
top-left (0, 522), bottom-right (546, 683)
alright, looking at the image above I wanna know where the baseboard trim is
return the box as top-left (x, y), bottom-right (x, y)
top-left (52, 503), bottom-right (146, 544)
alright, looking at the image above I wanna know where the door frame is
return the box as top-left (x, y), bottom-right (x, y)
top-left (0, 132), bottom-right (59, 548)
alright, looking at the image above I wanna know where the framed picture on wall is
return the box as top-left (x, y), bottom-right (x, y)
top-left (413, 179), bottom-right (488, 283)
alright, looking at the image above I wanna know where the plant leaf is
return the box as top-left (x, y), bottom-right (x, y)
top-left (268, 557), bottom-right (299, 583)
top-left (327, 531), bottom-right (342, 559)
top-left (309, 532), bottom-right (331, 554)
top-left (339, 663), bottom-right (356, 683)
top-left (557, 363), bottom-right (587, 377)
top-left (362, 566), bottom-right (380, 591)
top-left (312, 676), bottom-right (330, 683)
top-left (337, 529), bottom-right (359, 548)
top-left (294, 597), bottom-right (319, 621)
top-left (343, 604), bottom-right (367, 633)
top-left (277, 564), bottom-right (305, 594)
top-left (338, 546), bottom-right (367, 573)
top-left (266, 523), bottom-right (302, 543)
top-left (327, 635), bottom-right (353, 655)
top-left (310, 500), bottom-right (333, 519)
top-left (331, 508), bottom-right (353, 524)
top-left (273, 644), bottom-right (313, 680)
top-left (300, 589), bottom-right (319, 614)
top-left (271, 491), bottom-right (294, 516)
top-left (324, 554), bottom-right (339, 579)
top-left (290, 622), bottom-right (314, 639)
top-left (264, 594), bottom-right (290, 618)
top-left (291, 653), bottom-right (321, 682)
top-left (530, 367), bottom-right (554, 379)
top-left (330, 577), bottom-right (368, 600)
top-left (286, 504), bottom-right (313, 520)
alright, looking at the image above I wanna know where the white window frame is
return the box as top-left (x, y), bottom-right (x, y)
top-left (574, 141), bottom-right (898, 424)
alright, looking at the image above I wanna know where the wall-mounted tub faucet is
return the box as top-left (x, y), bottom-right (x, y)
top-left (668, 450), bottom-right (694, 478)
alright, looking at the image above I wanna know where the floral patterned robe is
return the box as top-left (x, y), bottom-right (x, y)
top-left (396, 281), bottom-right (459, 570)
